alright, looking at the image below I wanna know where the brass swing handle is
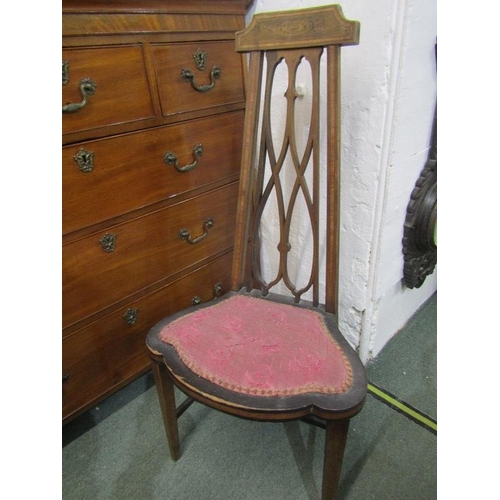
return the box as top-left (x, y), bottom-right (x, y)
top-left (181, 65), bottom-right (221, 92)
top-left (62, 77), bottom-right (97, 113)
top-left (179, 218), bottom-right (214, 244)
top-left (164, 144), bottom-right (203, 172)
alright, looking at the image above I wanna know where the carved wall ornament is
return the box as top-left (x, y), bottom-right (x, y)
top-left (402, 111), bottom-right (437, 289)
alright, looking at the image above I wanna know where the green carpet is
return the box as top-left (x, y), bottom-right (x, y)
top-left (63, 293), bottom-right (437, 499)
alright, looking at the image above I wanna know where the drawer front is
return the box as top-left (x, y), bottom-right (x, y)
top-left (62, 45), bottom-right (154, 136)
top-left (62, 251), bottom-right (233, 421)
top-left (63, 111), bottom-right (244, 235)
top-left (152, 41), bottom-right (245, 117)
top-left (63, 182), bottom-right (238, 328)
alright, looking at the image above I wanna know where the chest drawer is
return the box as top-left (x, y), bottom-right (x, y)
top-left (62, 45), bottom-right (154, 137)
top-left (62, 250), bottom-right (233, 422)
top-left (152, 41), bottom-right (245, 117)
top-left (63, 182), bottom-right (239, 328)
top-left (63, 110), bottom-right (244, 235)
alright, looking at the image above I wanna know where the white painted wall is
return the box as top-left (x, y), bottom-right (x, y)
top-left (246, 0), bottom-right (437, 362)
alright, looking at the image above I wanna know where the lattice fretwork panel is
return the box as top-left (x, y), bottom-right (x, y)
top-left (252, 48), bottom-right (325, 305)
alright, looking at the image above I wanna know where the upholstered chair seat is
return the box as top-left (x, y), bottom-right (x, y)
top-left (149, 293), bottom-right (354, 398)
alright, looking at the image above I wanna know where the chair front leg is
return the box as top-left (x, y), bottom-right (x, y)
top-left (151, 358), bottom-right (181, 461)
top-left (322, 419), bottom-right (350, 500)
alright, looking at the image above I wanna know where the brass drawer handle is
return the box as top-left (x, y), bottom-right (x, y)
top-left (74, 149), bottom-right (94, 173)
top-left (179, 218), bottom-right (214, 244)
top-left (62, 77), bottom-right (97, 113)
top-left (123, 308), bottom-right (138, 325)
top-left (181, 49), bottom-right (220, 92)
top-left (181, 66), bottom-right (220, 92)
top-left (164, 144), bottom-right (203, 173)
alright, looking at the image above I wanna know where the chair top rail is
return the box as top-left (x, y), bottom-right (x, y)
top-left (235, 4), bottom-right (360, 52)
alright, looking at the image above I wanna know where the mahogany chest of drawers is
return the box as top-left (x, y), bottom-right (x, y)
top-left (62, 0), bottom-right (249, 423)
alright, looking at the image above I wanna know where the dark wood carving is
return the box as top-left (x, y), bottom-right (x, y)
top-left (402, 108), bottom-right (437, 289)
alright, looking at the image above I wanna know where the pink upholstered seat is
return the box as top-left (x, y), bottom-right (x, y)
top-left (159, 295), bottom-right (352, 397)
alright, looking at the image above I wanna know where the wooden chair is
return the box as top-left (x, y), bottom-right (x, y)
top-left (146, 5), bottom-right (366, 499)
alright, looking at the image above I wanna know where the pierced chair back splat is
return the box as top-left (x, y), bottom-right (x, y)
top-left (146, 5), bottom-right (366, 499)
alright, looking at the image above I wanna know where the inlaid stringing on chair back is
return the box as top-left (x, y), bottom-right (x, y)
top-left (231, 5), bottom-right (360, 314)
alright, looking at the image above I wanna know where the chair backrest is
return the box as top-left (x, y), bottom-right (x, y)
top-left (231, 5), bottom-right (359, 315)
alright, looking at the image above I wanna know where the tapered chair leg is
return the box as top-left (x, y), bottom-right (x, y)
top-left (151, 359), bottom-right (181, 461)
top-left (321, 419), bottom-right (350, 500)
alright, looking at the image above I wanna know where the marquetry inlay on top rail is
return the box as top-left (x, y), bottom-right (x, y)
top-left (235, 4), bottom-right (360, 52)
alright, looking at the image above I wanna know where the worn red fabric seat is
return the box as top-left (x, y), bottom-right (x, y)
top-left (156, 293), bottom-right (352, 397)
top-left (146, 6), bottom-right (367, 499)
